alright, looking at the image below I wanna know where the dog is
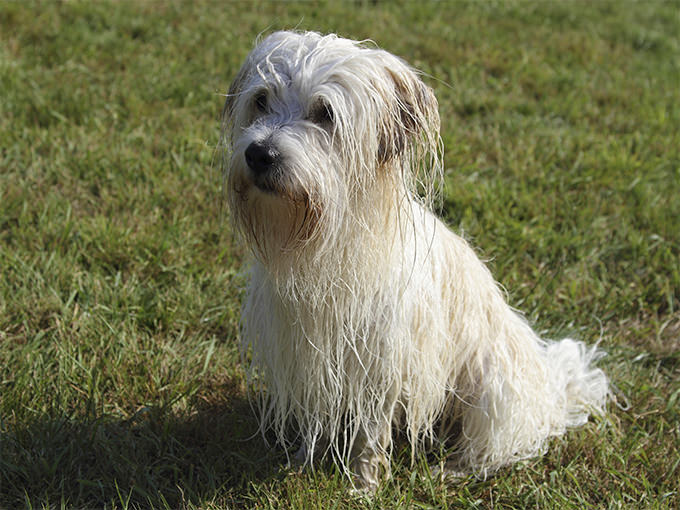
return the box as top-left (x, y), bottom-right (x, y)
top-left (220, 31), bottom-right (609, 491)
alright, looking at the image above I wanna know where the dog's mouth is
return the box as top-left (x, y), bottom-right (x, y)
top-left (253, 175), bottom-right (281, 195)
top-left (233, 177), bottom-right (322, 253)
top-left (249, 167), bottom-right (302, 201)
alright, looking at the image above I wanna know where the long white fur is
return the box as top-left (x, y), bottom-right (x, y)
top-left (221, 31), bottom-right (609, 490)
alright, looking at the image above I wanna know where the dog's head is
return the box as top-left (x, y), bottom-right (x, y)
top-left (221, 31), bottom-right (441, 264)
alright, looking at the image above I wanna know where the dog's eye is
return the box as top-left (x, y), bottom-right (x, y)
top-left (254, 92), bottom-right (268, 112)
top-left (310, 100), bottom-right (334, 125)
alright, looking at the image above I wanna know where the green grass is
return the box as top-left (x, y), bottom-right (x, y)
top-left (1, 1), bottom-right (678, 508)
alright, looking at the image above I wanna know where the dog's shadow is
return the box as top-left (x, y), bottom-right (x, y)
top-left (0, 377), bottom-right (286, 508)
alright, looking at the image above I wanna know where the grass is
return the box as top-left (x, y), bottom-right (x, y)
top-left (0, 0), bottom-right (678, 508)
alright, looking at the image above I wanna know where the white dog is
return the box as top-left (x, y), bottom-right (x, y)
top-left (221, 31), bottom-right (609, 491)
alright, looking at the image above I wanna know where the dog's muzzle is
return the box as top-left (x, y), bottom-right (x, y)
top-left (245, 140), bottom-right (283, 193)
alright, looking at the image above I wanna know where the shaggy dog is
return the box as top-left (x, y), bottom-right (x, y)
top-left (220, 31), bottom-right (609, 490)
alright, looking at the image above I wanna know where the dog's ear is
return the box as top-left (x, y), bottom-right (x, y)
top-left (377, 68), bottom-right (440, 164)
top-left (222, 63), bottom-right (249, 126)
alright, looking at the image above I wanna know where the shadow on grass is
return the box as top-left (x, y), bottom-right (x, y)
top-left (0, 380), bottom-right (285, 508)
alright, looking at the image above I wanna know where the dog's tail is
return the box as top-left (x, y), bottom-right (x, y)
top-left (451, 324), bottom-right (610, 476)
top-left (545, 337), bottom-right (609, 428)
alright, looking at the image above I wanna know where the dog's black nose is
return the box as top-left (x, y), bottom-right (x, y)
top-left (245, 141), bottom-right (280, 175)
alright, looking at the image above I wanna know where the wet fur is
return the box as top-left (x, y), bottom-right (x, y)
top-left (221, 31), bottom-right (609, 490)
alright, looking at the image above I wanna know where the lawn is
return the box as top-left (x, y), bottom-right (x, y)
top-left (0, 1), bottom-right (678, 508)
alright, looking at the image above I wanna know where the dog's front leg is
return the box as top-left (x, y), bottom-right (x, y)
top-left (288, 436), bottom-right (329, 470)
top-left (350, 421), bottom-right (392, 492)
top-left (287, 441), bottom-right (309, 470)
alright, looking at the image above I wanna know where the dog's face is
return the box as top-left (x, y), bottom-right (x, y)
top-left (222, 31), bottom-right (440, 263)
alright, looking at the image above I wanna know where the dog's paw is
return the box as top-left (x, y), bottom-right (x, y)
top-left (429, 460), bottom-right (468, 482)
